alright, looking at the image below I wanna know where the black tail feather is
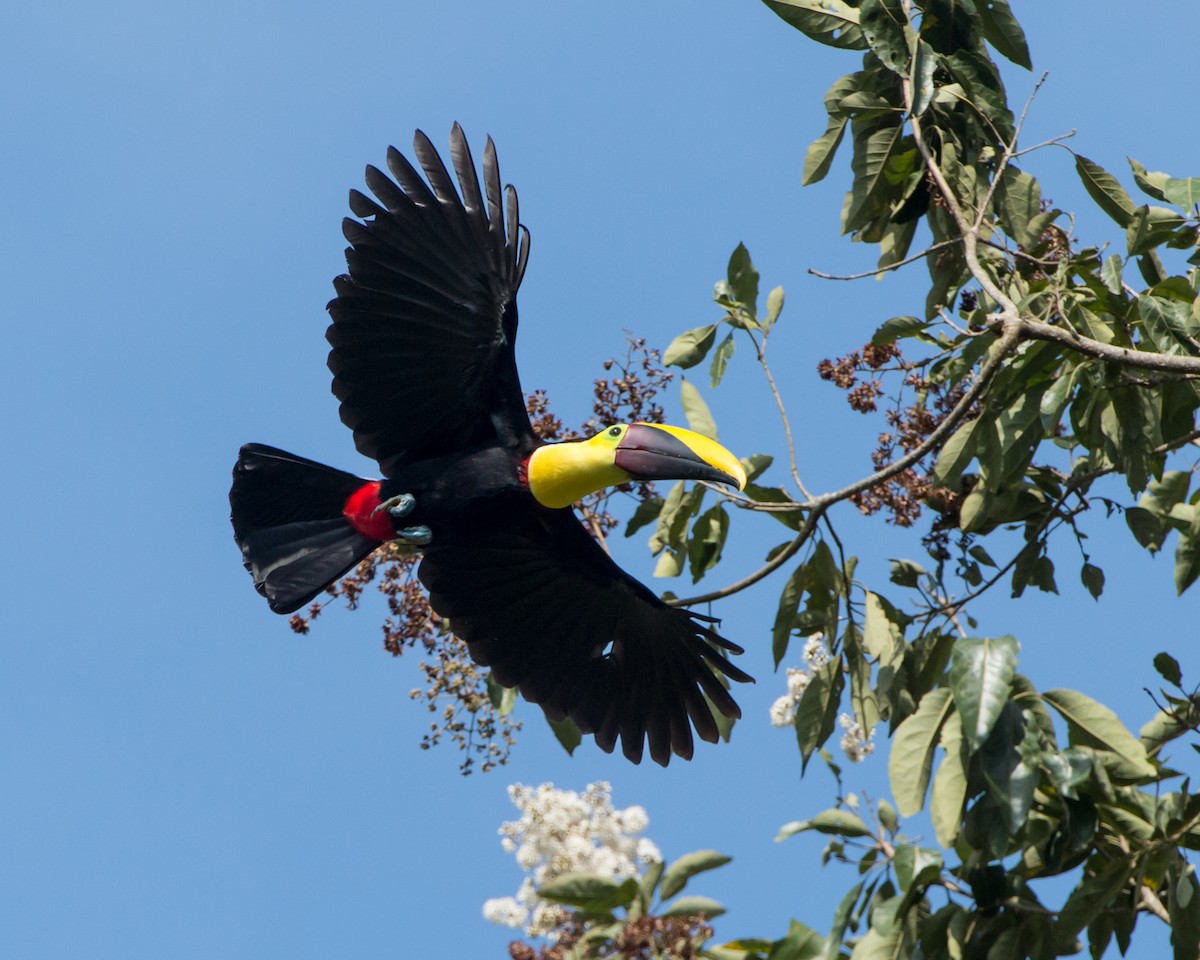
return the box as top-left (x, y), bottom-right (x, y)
top-left (230, 444), bottom-right (380, 614)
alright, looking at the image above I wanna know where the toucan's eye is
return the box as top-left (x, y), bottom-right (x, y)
top-left (609, 426), bottom-right (621, 437)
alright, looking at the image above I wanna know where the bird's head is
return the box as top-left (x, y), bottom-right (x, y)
top-left (527, 422), bottom-right (747, 510)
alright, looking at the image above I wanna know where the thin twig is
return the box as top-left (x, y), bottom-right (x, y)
top-left (809, 239), bottom-right (960, 281)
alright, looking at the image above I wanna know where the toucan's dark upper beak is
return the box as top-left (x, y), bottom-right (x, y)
top-left (614, 423), bottom-right (747, 490)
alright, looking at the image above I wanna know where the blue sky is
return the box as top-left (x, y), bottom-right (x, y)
top-left (3, 2), bottom-right (1197, 957)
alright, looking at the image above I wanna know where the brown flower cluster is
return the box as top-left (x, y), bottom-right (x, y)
top-left (288, 335), bottom-right (672, 773)
top-left (507, 914), bottom-right (713, 960)
top-left (819, 342), bottom-right (971, 528)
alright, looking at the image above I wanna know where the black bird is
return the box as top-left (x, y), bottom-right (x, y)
top-left (230, 126), bottom-right (753, 765)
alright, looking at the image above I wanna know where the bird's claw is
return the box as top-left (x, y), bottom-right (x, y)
top-left (372, 493), bottom-right (416, 520)
top-left (393, 525), bottom-right (432, 546)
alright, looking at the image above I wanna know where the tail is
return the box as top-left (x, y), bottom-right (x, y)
top-left (230, 443), bottom-right (384, 614)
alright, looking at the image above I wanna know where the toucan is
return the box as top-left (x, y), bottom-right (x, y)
top-left (230, 125), bottom-right (753, 765)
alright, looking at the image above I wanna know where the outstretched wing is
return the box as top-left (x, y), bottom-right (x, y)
top-left (417, 497), bottom-right (753, 766)
top-left (326, 124), bottom-right (534, 476)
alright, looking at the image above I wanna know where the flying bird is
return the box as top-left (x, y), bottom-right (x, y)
top-left (230, 125), bottom-right (753, 765)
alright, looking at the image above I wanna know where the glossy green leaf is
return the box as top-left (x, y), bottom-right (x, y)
top-left (664, 324), bottom-right (718, 369)
top-left (889, 687), bottom-right (953, 817)
top-left (659, 850), bottom-right (732, 900)
top-left (680, 378), bottom-right (718, 441)
top-left (995, 165), bottom-right (1043, 248)
top-left (950, 635), bottom-right (1018, 751)
top-left (931, 416), bottom-right (979, 487)
top-left (1100, 253), bottom-right (1124, 294)
top-left (1074, 154), bottom-right (1136, 227)
top-left (761, 0), bottom-right (866, 49)
top-left (768, 919), bottom-right (827, 960)
top-left (1126, 204), bottom-right (1189, 257)
top-left (625, 495), bottom-right (665, 538)
top-left (1042, 688), bottom-right (1157, 780)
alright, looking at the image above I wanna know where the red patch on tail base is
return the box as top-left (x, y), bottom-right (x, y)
top-left (343, 482), bottom-right (395, 541)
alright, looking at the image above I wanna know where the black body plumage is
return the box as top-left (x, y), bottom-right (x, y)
top-left (230, 125), bottom-right (753, 765)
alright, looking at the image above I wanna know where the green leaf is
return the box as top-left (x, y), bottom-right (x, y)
top-left (547, 715), bottom-right (582, 756)
top-left (764, 286), bottom-right (785, 330)
top-left (727, 243), bottom-right (759, 322)
top-left (777, 808), bottom-right (872, 840)
top-left (930, 711), bottom-right (966, 847)
top-left (892, 844), bottom-right (944, 893)
top-left (538, 873), bottom-right (639, 911)
top-left (950, 636), bottom-right (1019, 751)
top-left (1074, 154), bottom-right (1136, 227)
top-left (871, 314), bottom-right (930, 345)
top-left (767, 919), bottom-right (827, 960)
top-left (794, 657), bottom-right (844, 771)
top-left (889, 687), bottom-right (954, 817)
top-left (486, 671), bottom-right (517, 715)
top-left (995, 165), bottom-right (1044, 248)
top-left (889, 558), bottom-right (927, 588)
top-left (761, 0), bottom-right (866, 49)
top-left (709, 332), bottom-right (735, 388)
top-left (910, 39), bottom-right (937, 118)
top-left (661, 895), bottom-right (727, 919)
top-left (1128, 156), bottom-right (1171, 203)
top-left (804, 115), bottom-right (850, 186)
top-left (931, 416), bottom-right (979, 488)
top-left (680, 378), bottom-right (718, 441)
top-left (1165, 176), bottom-right (1200, 209)
top-left (687, 503), bottom-right (730, 583)
top-left (663, 324), bottom-right (718, 369)
top-left (772, 564), bottom-right (806, 666)
top-left (1042, 689), bottom-right (1157, 780)
top-left (1080, 562), bottom-right (1105, 600)
top-left (659, 850), bottom-right (732, 900)
top-left (1169, 861), bottom-right (1200, 960)
top-left (1126, 204), bottom-right (1189, 257)
top-left (625, 495), bottom-right (665, 538)
top-left (1054, 858), bottom-right (1135, 951)
top-left (1100, 253), bottom-right (1124, 294)
top-left (859, 0), bottom-right (909, 74)
top-left (978, 0), bottom-right (1031, 69)
top-left (1153, 652), bottom-right (1183, 687)
top-left (1175, 530), bottom-right (1200, 595)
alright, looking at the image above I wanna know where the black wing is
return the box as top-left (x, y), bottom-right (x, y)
top-left (417, 497), bottom-right (753, 766)
top-left (326, 125), bottom-right (534, 476)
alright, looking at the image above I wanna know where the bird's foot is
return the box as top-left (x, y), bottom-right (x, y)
top-left (393, 525), bottom-right (432, 546)
top-left (373, 493), bottom-right (416, 520)
top-left (371, 494), bottom-right (431, 545)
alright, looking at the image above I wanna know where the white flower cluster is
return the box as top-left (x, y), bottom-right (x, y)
top-left (768, 634), bottom-right (830, 728)
top-left (838, 712), bottom-right (876, 762)
top-left (482, 781), bottom-right (663, 941)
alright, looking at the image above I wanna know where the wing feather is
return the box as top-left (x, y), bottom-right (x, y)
top-left (327, 127), bottom-right (534, 475)
top-left (418, 498), bottom-right (753, 766)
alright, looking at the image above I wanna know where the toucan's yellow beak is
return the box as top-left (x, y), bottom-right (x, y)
top-left (615, 423), bottom-right (747, 491)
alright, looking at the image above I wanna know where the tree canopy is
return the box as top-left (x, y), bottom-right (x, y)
top-left (307, 2), bottom-right (1200, 957)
